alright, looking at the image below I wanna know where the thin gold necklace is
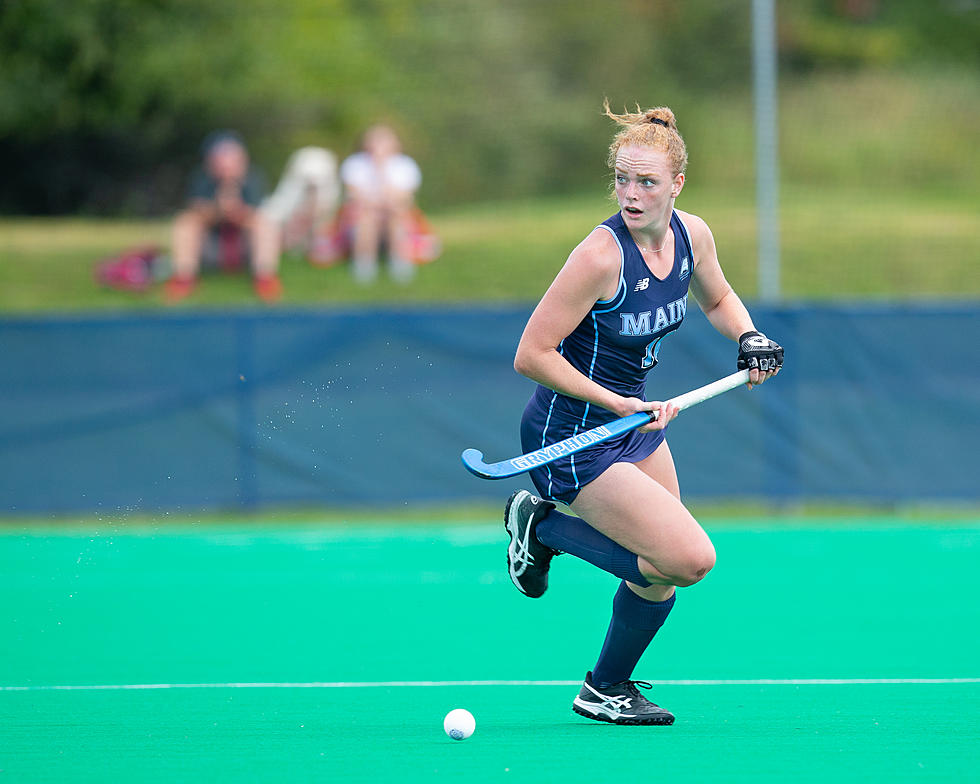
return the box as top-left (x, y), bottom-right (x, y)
top-left (636, 236), bottom-right (668, 253)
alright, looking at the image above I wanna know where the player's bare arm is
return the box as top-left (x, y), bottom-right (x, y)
top-left (514, 230), bottom-right (677, 427)
top-left (680, 210), bottom-right (752, 339)
top-left (682, 210), bottom-right (780, 386)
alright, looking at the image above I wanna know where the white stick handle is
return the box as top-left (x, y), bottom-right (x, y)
top-left (653, 369), bottom-right (750, 420)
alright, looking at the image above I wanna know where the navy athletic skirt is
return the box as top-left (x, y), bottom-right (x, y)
top-left (520, 388), bottom-right (666, 505)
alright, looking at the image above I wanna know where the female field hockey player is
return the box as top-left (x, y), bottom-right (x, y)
top-left (505, 102), bottom-right (783, 725)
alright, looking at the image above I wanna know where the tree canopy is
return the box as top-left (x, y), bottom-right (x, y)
top-left (1, 0), bottom-right (976, 214)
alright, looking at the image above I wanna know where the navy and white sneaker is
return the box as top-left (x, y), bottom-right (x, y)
top-left (503, 490), bottom-right (558, 598)
top-left (572, 671), bottom-right (675, 725)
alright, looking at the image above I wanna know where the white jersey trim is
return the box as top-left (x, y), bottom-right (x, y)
top-left (673, 211), bottom-right (694, 266)
top-left (593, 224), bottom-right (627, 313)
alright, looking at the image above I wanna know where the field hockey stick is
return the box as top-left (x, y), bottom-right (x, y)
top-left (461, 368), bottom-right (750, 480)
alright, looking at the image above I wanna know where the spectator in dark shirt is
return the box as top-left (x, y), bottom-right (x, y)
top-left (166, 131), bottom-right (282, 302)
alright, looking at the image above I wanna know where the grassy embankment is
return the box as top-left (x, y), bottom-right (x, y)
top-left (2, 180), bottom-right (977, 313)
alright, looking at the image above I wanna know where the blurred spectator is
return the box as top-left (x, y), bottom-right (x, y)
top-left (166, 131), bottom-right (282, 302)
top-left (262, 146), bottom-right (340, 257)
top-left (338, 124), bottom-right (422, 283)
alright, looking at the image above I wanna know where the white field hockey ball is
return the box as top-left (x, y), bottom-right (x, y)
top-left (443, 708), bottom-right (476, 740)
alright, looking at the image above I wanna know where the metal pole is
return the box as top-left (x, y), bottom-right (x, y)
top-left (753, 0), bottom-right (781, 300)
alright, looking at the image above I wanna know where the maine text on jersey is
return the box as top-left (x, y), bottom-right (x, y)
top-left (619, 294), bottom-right (688, 337)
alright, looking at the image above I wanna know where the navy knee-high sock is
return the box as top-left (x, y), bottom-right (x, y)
top-left (591, 581), bottom-right (676, 688)
top-left (535, 508), bottom-right (650, 587)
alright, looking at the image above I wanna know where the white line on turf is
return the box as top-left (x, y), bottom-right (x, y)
top-left (1, 678), bottom-right (979, 692)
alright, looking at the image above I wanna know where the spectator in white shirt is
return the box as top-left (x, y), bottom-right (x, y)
top-left (339, 124), bottom-right (422, 283)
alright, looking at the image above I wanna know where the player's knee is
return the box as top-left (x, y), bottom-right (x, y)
top-left (670, 544), bottom-right (716, 587)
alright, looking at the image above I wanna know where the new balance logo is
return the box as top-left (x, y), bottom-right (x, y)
top-left (634, 278), bottom-right (650, 292)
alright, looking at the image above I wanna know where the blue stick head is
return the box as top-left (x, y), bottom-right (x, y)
top-left (461, 448), bottom-right (495, 478)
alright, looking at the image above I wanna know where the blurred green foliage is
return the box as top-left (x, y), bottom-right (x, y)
top-left (0, 0), bottom-right (977, 214)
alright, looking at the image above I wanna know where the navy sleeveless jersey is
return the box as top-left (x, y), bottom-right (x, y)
top-left (520, 210), bottom-right (695, 503)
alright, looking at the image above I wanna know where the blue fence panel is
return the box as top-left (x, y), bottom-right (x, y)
top-left (0, 304), bottom-right (976, 515)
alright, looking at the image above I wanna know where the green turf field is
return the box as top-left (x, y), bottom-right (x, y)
top-left (1, 517), bottom-right (978, 782)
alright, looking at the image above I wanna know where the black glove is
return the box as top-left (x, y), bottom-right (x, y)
top-left (737, 330), bottom-right (783, 373)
